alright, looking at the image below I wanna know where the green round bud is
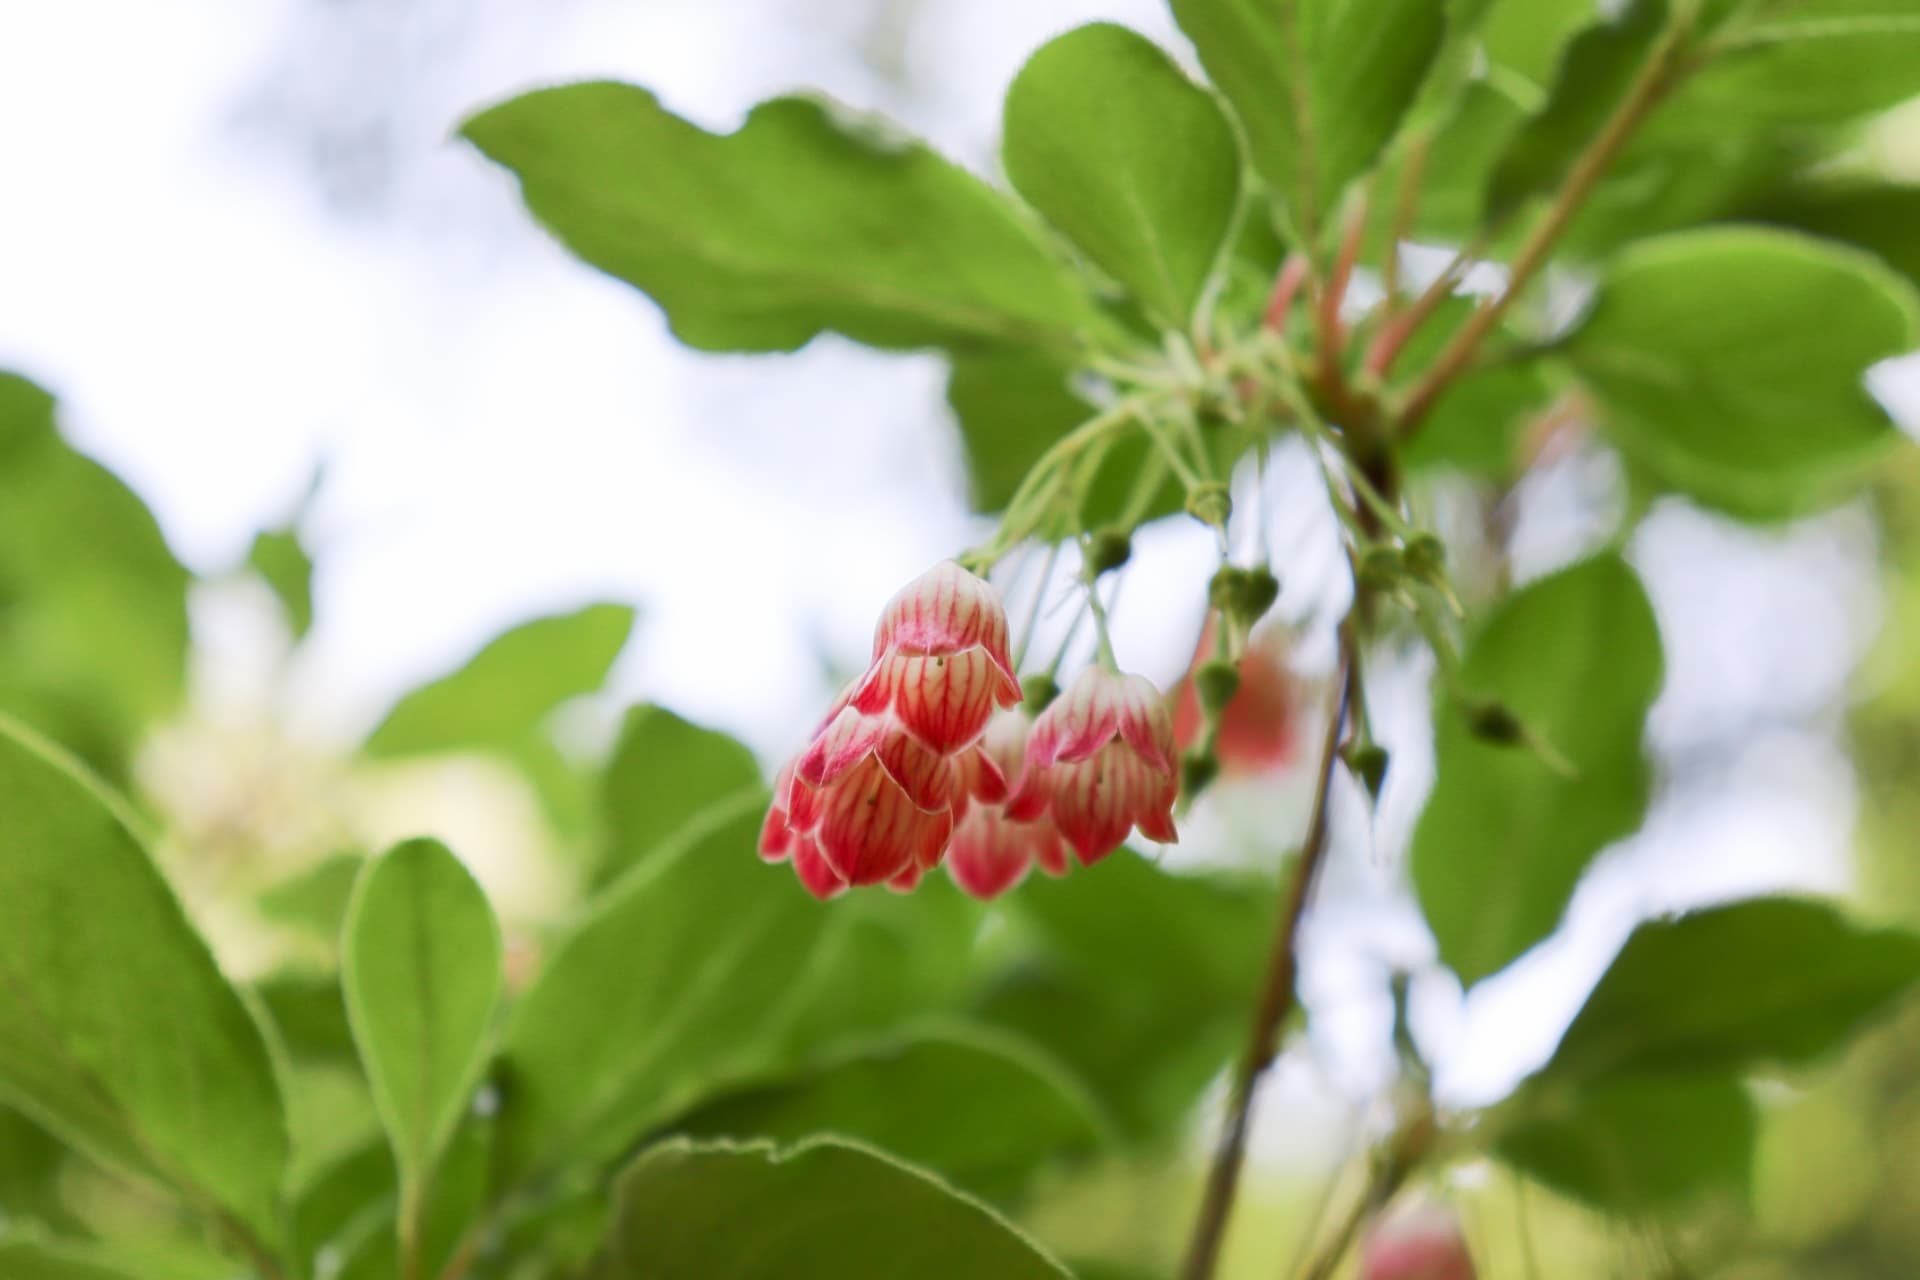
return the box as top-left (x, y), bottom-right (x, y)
top-left (1086, 528), bottom-right (1133, 576)
top-left (1195, 660), bottom-right (1241, 715)
top-left (1403, 532), bottom-right (1445, 581)
top-left (1239, 566), bottom-right (1280, 619)
top-left (1208, 565), bottom-right (1246, 613)
top-left (1186, 483), bottom-right (1232, 530)
top-left (1342, 742), bottom-right (1390, 799)
top-left (1464, 698), bottom-right (1524, 745)
top-left (1356, 544), bottom-right (1404, 592)
top-left (1180, 749), bottom-right (1220, 798)
top-left (1022, 674), bottom-right (1061, 714)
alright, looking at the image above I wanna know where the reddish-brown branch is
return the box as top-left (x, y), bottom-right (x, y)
top-left (1180, 628), bottom-right (1356, 1280)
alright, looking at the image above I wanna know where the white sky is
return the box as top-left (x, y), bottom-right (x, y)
top-left (0, 0), bottom-right (1906, 1138)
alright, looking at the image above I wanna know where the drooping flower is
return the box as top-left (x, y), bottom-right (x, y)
top-left (1009, 666), bottom-right (1178, 864)
top-left (852, 561), bottom-right (1021, 754)
top-left (758, 762), bottom-right (847, 900)
top-left (1359, 1206), bottom-right (1477, 1280)
top-left (945, 707), bottom-right (1068, 900)
top-left (1172, 620), bottom-right (1301, 774)
top-left (785, 706), bottom-right (956, 887)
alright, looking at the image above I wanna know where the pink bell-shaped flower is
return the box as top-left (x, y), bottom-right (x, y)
top-left (851, 561), bottom-right (1021, 754)
top-left (1010, 667), bottom-right (1179, 864)
top-left (1359, 1206), bottom-right (1477, 1280)
top-left (945, 707), bottom-right (1068, 900)
top-left (758, 762), bottom-right (848, 901)
top-left (785, 706), bottom-right (956, 887)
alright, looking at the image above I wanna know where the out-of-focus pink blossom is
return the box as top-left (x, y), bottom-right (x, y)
top-left (1360, 1206), bottom-right (1477, 1280)
top-left (1172, 621), bottom-right (1301, 774)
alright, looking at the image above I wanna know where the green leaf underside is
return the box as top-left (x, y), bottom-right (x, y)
top-left (1543, 897), bottom-right (1920, 1082)
top-left (1748, 180), bottom-right (1920, 291)
top-left (659, 1025), bottom-right (1105, 1200)
top-left (1412, 555), bottom-right (1663, 987)
top-left (364, 602), bottom-right (634, 757)
top-left (1497, 1074), bottom-right (1756, 1211)
top-left (597, 1138), bottom-right (1069, 1278)
top-left (0, 718), bottom-right (287, 1238)
top-left (1171, 0), bottom-right (1445, 233)
top-left (495, 796), bottom-right (833, 1185)
top-left (463, 83), bottom-right (1101, 354)
top-left (1003, 23), bottom-right (1241, 328)
top-left (1568, 227), bottom-right (1919, 517)
top-left (342, 839), bottom-right (503, 1185)
top-left (597, 703), bottom-right (762, 881)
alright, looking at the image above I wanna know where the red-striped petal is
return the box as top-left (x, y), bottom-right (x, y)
top-left (791, 835), bottom-right (848, 901)
top-left (815, 756), bottom-right (954, 886)
top-left (855, 648), bottom-right (1004, 755)
top-left (1027, 666), bottom-right (1124, 767)
top-left (1114, 672), bottom-right (1177, 774)
top-left (796, 706), bottom-right (888, 790)
top-left (872, 561), bottom-right (1016, 674)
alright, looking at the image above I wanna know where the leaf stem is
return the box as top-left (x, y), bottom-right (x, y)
top-left (1396, 16), bottom-right (1692, 434)
top-left (1180, 623), bottom-right (1355, 1280)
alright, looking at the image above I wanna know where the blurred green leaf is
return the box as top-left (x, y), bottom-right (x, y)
top-left (418, 1112), bottom-right (491, 1277)
top-left (1487, 0), bottom-right (1665, 219)
top-left (1497, 1075), bottom-right (1756, 1211)
top-left (256, 971), bottom-right (358, 1061)
top-left (771, 879), bottom-right (983, 1061)
top-left (946, 351), bottom-right (1089, 517)
top-left (0, 374), bottom-right (190, 780)
top-left (1660, 0), bottom-right (1920, 134)
top-left (1477, 0), bottom-right (1601, 90)
top-left (463, 83), bottom-right (1101, 355)
top-left (1171, 0), bottom-right (1444, 233)
top-left (976, 852), bottom-right (1271, 1140)
top-left (1567, 227), bottom-right (1919, 517)
top-left (0, 1242), bottom-right (150, 1280)
top-left (659, 1025), bottom-right (1105, 1200)
top-left (247, 527), bottom-right (314, 642)
top-left (495, 796), bottom-right (833, 1185)
top-left (597, 703), bottom-right (761, 881)
top-left (257, 852), bottom-right (365, 942)
top-left (0, 1106), bottom-right (72, 1230)
top-left (365, 603), bottom-right (634, 758)
top-left (596, 1138), bottom-right (1069, 1278)
top-left (1749, 180), bottom-right (1920, 290)
top-left (1003, 23), bottom-right (1241, 328)
top-left (343, 840), bottom-right (501, 1190)
top-left (0, 718), bottom-right (288, 1241)
top-left (1395, 298), bottom-right (1555, 474)
top-left (1543, 898), bottom-right (1920, 1082)
top-left (1412, 555), bottom-right (1663, 987)
top-left (290, 1139), bottom-right (393, 1269)
top-left (1369, 80), bottom-right (1529, 254)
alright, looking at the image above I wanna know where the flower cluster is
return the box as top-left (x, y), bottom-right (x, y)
top-left (760, 561), bottom-right (1179, 900)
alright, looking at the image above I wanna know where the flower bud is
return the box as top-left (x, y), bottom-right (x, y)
top-left (854, 560), bottom-right (1021, 753)
top-left (1011, 667), bottom-right (1178, 864)
top-left (1086, 528), bottom-right (1132, 576)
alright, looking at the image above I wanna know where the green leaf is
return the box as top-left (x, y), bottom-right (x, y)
top-left (0, 374), bottom-right (191, 780)
top-left (976, 852), bottom-right (1271, 1139)
top-left (597, 703), bottom-right (761, 881)
top-left (1394, 298), bottom-right (1555, 474)
top-left (597, 1138), bottom-right (1069, 1278)
top-left (463, 83), bottom-right (1101, 354)
top-left (1412, 555), bottom-right (1663, 987)
top-left (1543, 898), bottom-right (1920, 1082)
top-left (342, 839), bottom-right (502, 1187)
top-left (1170, 0), bottom-right (1445, 232)
top-left (495, 796), bottom-right (833, 1185)
top-left (365, 603), bottom-right (634, 758)
top-left (1496, 1074), bottom-right (1755, 1212)
top-left (1666, 0), bottom-right (1920, 132)
top-left (1487, 0), bottom-right (1666, 218)
top-left (290, 1139), bottom-right (393, 1267)
top-left (1566, 227), bottom-right (1920, 517)
top-left (0, 1242), bottom-right (149, 1280)
top-left (1002, 23), bottom-right (1241, 328)
top-left (0, 1106), bottom-right (72, 1230)
top-left (1749, 180), bottom-right (1920, 290)
top-left (946, 351), bottom-right (1089, 517)
top-left (0, 718), bottom-right (288, 1240)
top-left (247, 527), bottom-right (315, 642)
top-left (256, 972), bottom-right (358, 1061)
top-left (1477, 0), bottom-right (1603, 89)
top-left (257, 852), bottom-right (365, 942)
top-left (660, 1025), bottom-right (1105, 1200)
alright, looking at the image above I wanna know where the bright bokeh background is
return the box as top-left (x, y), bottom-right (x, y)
top-left (5, 2), bottom-right (1920, 1271)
